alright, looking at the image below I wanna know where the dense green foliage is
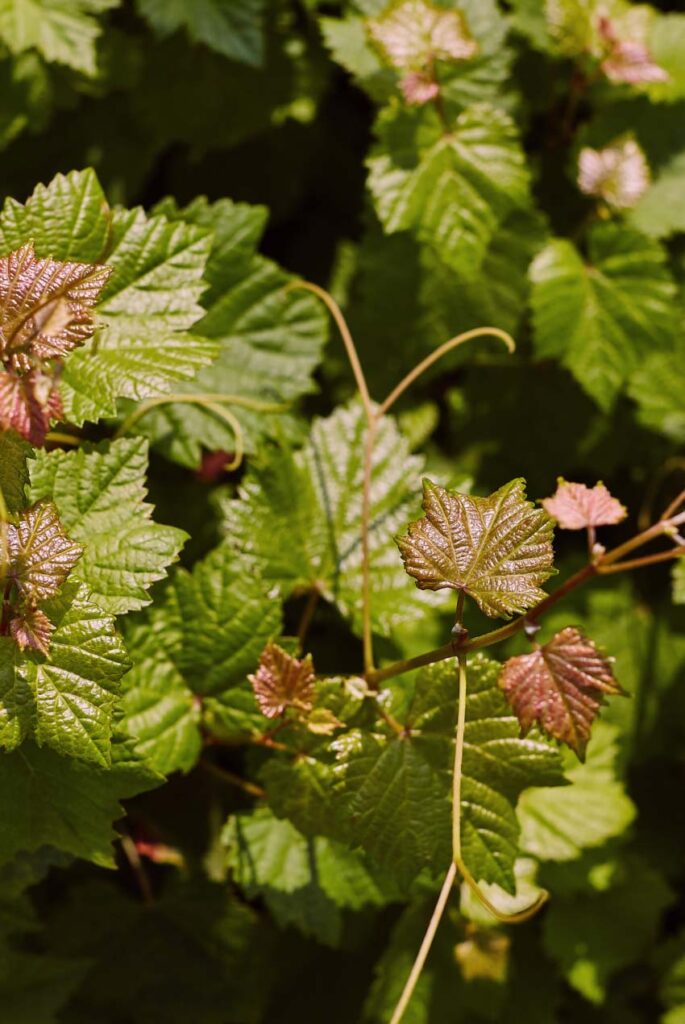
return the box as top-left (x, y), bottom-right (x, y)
top-left (1, 1), bottom-right (685, 1022)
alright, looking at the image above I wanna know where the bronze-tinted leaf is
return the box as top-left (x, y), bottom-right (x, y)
top-left (10, 604), bottom-right (54, 655)
top-left (0, 243), bottom-right (112, 365)
top-left (7, 501), bottom-right (83, 603)
top-left (499, 627), bottom-right (624, 759)
top-left (248, 643), bottom-right (316, 719)
top-left (542, 479), bottom-right (627, 530)
top-left (368, 0), bottom-right (478, 71)
top-left (0, 368), bottom-right (63, 445)
top-left (396, 479), bottom-right (555, 618)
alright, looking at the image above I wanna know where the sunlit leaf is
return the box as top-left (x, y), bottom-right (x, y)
top-left (248, 643), bottom-right (315, 720)
top-left (500, 627), bottom-right (624, 759)
top-left (367, 0), bottom-right (478, 71)
top-left (397, 478), bottom-right (555, 618)
top-left (542, 479), bottom-right (627, 530)
top-left (7, 501), bottom-right (82, 603)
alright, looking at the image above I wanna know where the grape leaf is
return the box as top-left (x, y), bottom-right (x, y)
top-left (0, 168), bottom-right (110, 262)
top-left (249, 643), bottom-right (315, 720)
top-left (9, 603), bottom-right (53, 655)
top-left (61, 206), bottom-right (215, 424)
top-left (220, 400), bottom-right (438, 637)
top-left (397, 478), bottom-right (555, 618)
top-left (367, 0), bottom-right (478, 70)
top-left (530, 223), bottom-right (678, 410)
top-left (673, 561), bottom-right (685, 606)
top-left (578, 138), bottom-right (650, 210)
top-left (7, 501), bottom-right (82, 602)
top-left (28, 438), bottom-right (187, 616)
top-left (0, 429), bottom-right (29, 514)
top-left (136, 0), bottom-right (265, 67)
top-left (163, 543), bottom-right (282, 697)
top-left (518, 723), bottom-right (636, 861)
top-left (223, 806), bottom-right (395, 946)
top-left (120, 611), bottom-right (201, 776)
top-left (0, 0), bottom-right (119, 77)
top-left (0, 366), bottom-right (63, 445)
top-left (499, 627), bottom-right (624, 759)
top-left (0, 734), bottom-right (160, 866)
top-left (0, 946), bottom-right (88, 1024)
top-left (331, 656), bottom-right (564, 890)
top-left (122, 196), bottom-right (328, 467)
top-left (629, 349), bottom-right (685, 444)
top-left (367, 102), bottom-right (530, 278)
top-left (0, 243), bottom-right (111, 363)
top-left (542, 479), bottom-right (627, 530)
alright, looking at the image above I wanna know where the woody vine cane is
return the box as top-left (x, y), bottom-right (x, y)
top-left (294, 282), bottom-right (685, 1024)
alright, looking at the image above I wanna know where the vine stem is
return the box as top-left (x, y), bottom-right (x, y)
top-left (362, 418), bottom-right (378, 673)
top-left (388, 861), bottom-right (457, 1024)
top-left (296, 588), bottom-right (321, 651)
top-left (0, 483), bottom-right (7, 588)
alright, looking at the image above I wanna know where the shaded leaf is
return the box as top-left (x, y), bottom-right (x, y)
top-left (0, 430), bottom-right (30, 514)
top-left (542, 479), bottom-right (627, 530)
top-left (249, 643), bottom-right (315, 720)
top-left (0, 0), bottom-right (119, 76)
top-left (7, 501), bottom-right (82, 602)
top-left (499, 627), bottom-right (624, 759)
top-left (136, 0), bottom-right (266, 66)
top-left (397, 478), bottom-right (555, 618)
top-left (530, 224), bottom-right (678, 410)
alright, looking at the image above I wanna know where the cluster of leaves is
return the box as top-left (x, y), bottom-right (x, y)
top-left (0, 2), bottom-right (685, 1023)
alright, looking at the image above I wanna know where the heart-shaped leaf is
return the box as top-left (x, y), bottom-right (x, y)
top-left (7, 501), bottom-right (82, 603)
top-left (542, 479), bottom-right (627, 530)
top-left (397, 478), bottom-right (555, 618)
top-left (499, 627), bottom-right (624, 759)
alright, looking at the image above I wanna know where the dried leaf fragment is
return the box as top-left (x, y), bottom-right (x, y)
top-left (7, 501), bottom-right (83, 602)
top-left (397, 479), bottom-right (555, 618)
top-left (368, 0), bottom-right (477, 71)
top-left (499, 627), bottom-right (624, 759)
top-left (0, 244), bottom-right (112, 365)
top-left (578, 138), bottom-right (650, 210)
top-left (249, 643), bottom-right (316, 719)
top-left (542, 479), bottom-right (626, 530)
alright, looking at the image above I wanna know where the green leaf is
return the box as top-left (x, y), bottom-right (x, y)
top-left (331, 655), bottom-right (564, 890)
top-left (121, 611), bottom-right (201, 776)
top-left (223, 806), bottom-right (395, 946)
top-left (648, 13), bottom-right (685, 104)
top-left (0, 429), bottom-right (29, 513)
top-left (0, 946), bottom-right (88, 1024)
top-left (0, 169), bottom-right (111, 262)
top-left (543, 856), bottom-right (673, 1004)
top-left (397, 478), bottom-right (555, 618)
top-left (136, 0), bottom-right (265, 66)
top-left (61, 205), bottom-right (215, 424)
top-left (24, 581), bottom-right (129, 765)
top-left (367, 102), bottom-right (530, 278)
top-left (673, 560), bottom-right (685, 606)
top-left (164, 543), bottom-right (282, 696)
top-left (0, 735), bottom-right (160, 866)
top-left (518, 722), bottom-right (636, 861)
top-left (28, 437), bottom-right (187, 615)
top-left (220, 400), bottom-right (438, 637)
top-left (530, 224), bottom-right (678, 410)
top-left (1, 580), bottom-right (129, 765)
top-left (629, 349), bottom-right (685, 444)
top-left (0, 0), bottom-right (119, 76)
top-left (124, 197), bottom-right (328, 467)
top-left (631, 151), bottom-right (685, 239)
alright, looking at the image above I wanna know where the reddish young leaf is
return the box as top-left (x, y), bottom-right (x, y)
top-left (248, 643), bottom-right (316, 719)
top-left (0, 368), bottom-right (63, 445)
top-left (7, 501), bottom-right (83, 602)
top-left (542, 480), bottom-right (627, 530)
top-left (397, 479), bottom-right (555, 618)
top-left (10, 603), bottom-right (54, 655)
top-left (597, 17), bottom-right (669, 85)
top-left (367, 0), bottom-right (477, 71)
top-left (499, 627), bottom-right (624, 759)
top-left (400, 70), bottom-right (440, 105)
top-left (0, 243), bottom-right (112, 366)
